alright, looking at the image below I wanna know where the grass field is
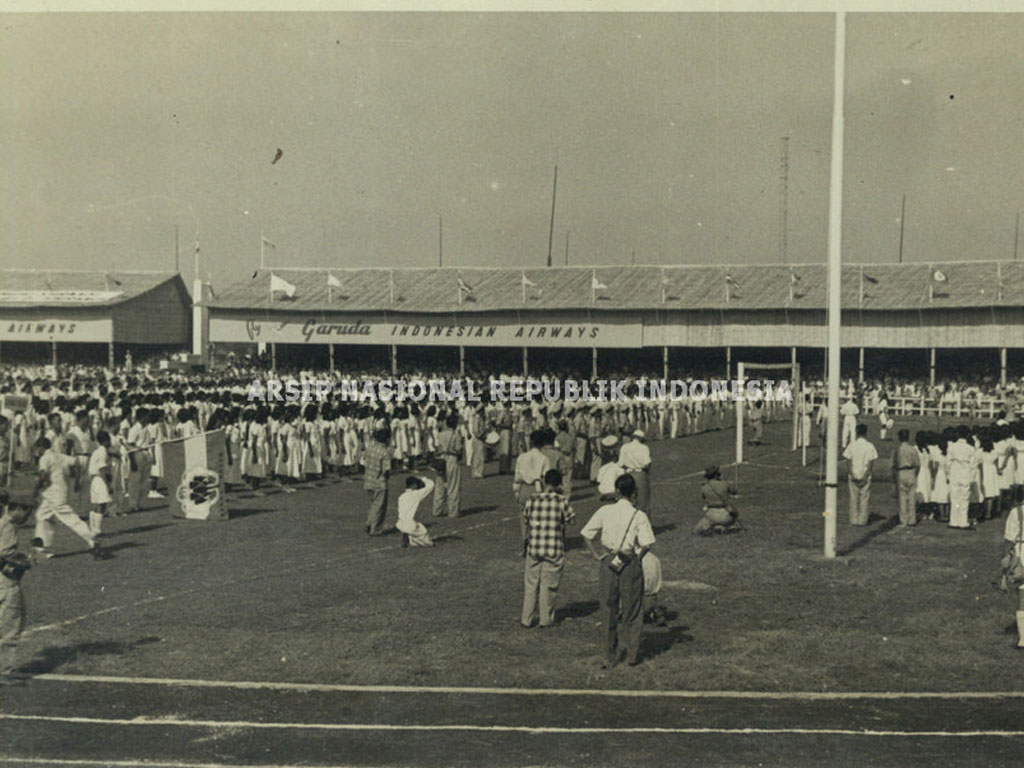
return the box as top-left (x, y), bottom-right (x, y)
top-left (8, 416), bottom-right (1020, 695)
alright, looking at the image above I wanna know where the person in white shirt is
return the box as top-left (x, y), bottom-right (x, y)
top-left (842, 423), bottom-right (878, 526)
top-left (513, 430), bottom-right (551, 527)
top-left (946, 425), bottom-right (977, 530)
top-left (618, 430), bottom-right (652, 519)
top-left (87, 431), bottom-right (113, 538)
top-left (597, 459), bottom-right (625, 501)
top-left (31, 437), bottom-right (105, 559)
top-left (581, 473), bottom-right (656, 669)
top-left (1003, 503), bottom-right (1024, 648)
top-left (396, 475), bottom-right (435, 548)
top-left (840, 399), bottom-right (860, 449)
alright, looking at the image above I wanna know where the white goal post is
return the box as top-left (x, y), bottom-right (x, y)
top-left (734, 361), bottom-right (802, 466)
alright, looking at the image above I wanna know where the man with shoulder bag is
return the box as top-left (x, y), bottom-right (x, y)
top-left (581, 473), bottom-right (656, 668)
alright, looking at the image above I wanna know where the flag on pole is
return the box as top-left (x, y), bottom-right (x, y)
top-left (931, 268), bottom-right (947, 284)
top-left (389, 270), bottom-right (396, 304)
top-left (660, 270), bottom-right (671, 304)
top-left (270, 273), bottom-right (296, 299)
top-left (725, 272), bottom-right (739, 302)
top-left (457, 275), bottom-right (473, 305)
top-left (327, 273), bottom-right (342, 289)
top-left (261, 236), bottom-right (276, 249)
top-left (521, 271), bottom-right (539, 302)
top-left (162, 429), bottom-right (228, 521)
top-left (591, 270), bottom-right (607, 303)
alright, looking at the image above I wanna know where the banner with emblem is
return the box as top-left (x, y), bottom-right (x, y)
top-left (161, 430), bottom-right (228, 521)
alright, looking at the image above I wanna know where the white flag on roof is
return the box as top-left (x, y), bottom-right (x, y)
top-left (327, 273), bottom-right (342, 289)
top-left (270, 273), bottom-right (296, 298)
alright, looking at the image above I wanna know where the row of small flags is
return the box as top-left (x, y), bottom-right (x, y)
top-left (263, 266), bottom-right (962, 304)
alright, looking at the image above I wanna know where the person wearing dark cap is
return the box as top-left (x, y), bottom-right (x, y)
top-left (581, 473), bottom-right (655, 668)
top-left (694, 465), bottom-right (739, 535)
top-left (521, 469), bottom-right (575, 629)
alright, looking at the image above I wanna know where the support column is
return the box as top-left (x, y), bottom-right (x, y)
top-left (726, 346), bottom-right (732, 380)
top-left (328, 344), bottom-right (335, 374)
top-left (108, 341), bottom-right (114, 370)
top-left (735, 362), bottom-right (745, 464)
top-left (663, 346), bottom-right (669, 383)
top-left (51, 341), bottom-right (57, 367)
top-left (390, 345), bottom-right (398, 376)
top-left (858, 347), bottom-right (864, 384)
top-left (459, 345), bottom-right (465, 377)
top-left (929, 347), bottom-right (936, 387)
top-left (1000, 347), bottom-right (1007, 389)
top-left (270, 343), bottom-right (277, 373)
top-left (522, 347), bottom-right (528, 377)
top-left (591, 348), bottom-right (598, 380)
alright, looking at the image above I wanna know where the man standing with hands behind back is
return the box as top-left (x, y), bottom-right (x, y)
top-left (581, 473), bottom-right (656, 669)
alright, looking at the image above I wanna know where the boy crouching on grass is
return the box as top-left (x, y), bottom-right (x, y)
top-left (1, 489), bottom-right (34, 686)
top-left (397, 474), bottom-right (435, 548)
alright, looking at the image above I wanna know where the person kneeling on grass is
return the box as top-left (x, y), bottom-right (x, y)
top-left (397, 474), bottom-right (435, 548)
top-left (693, 464), bottom-right (740, 535)
top-left (641, 550), bottom-right (668, 627)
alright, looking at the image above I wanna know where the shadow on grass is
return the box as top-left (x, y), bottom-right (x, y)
top-left (641, 625), bottom-right (693, 661)
top-left (557, 600), bottom-right (599, 621)
top-left (838, 515), bottom-right (900, 556)
top-left (51, 540), bottom-right (143, 559)
top-left (19, 636), bottom-right (164, 675)
top-left (459, 505), bottom-right (497, 517)
top-left (113, 522), bottom-right (174, 536)
top-left (652, 523), bottom-right (677, 535)
top-left (229, 507), bottom-right (280, 520)
top-left (432, 534), bottom-right (464, 545)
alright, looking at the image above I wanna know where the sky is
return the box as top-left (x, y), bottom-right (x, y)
top-left (2, 11), bottom-right (1023, 288)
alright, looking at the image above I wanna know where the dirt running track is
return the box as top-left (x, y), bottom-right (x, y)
top-left (2, 675), bottom-right (1023, 767)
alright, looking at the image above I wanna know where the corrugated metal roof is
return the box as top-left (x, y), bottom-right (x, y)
top-left (207, 261), bottom-right (1024, 314)
top-left (0, 271), bottom-right (184, 308)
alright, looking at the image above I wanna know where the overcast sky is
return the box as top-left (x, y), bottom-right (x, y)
top-left (3, 12), bottom-right (1023, 287)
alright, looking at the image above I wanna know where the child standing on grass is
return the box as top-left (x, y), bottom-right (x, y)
top-left (88, 430), bottom-right (113, 538)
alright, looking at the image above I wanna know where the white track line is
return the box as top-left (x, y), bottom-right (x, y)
top-left (1, 713), bottom-right (1023, 738)
top-left (27, 673), bottom-right (1024, 700)
top-left (0, 759), bottom-right (357, 768)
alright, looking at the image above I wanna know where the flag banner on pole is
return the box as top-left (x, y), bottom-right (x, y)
top-left (521, 273), bottom-right (536, 287)
top-left (261, 236), bottom-right (276, 249)
top-left (162, 430), bottom-right (228, 521)
top-left (327, 273), bottom-right (342, 288)
top-left (270, 273), bottom-right (296, 298)
top-left (591, 273), bottom-right (608, 291)
top-left (725, 273), bottom-right (740, 288)
top-left (932, 269), bottom-right (947, 284)
top-left (457, 277), bottom-right (473, 295)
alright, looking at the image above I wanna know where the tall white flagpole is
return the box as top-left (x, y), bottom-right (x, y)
top-left (823, 9), bottom-right (846, 560)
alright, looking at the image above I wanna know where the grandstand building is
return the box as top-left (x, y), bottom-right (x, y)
top-left (204, 262), bottom-right (1024, 383)
top-left (0, 270), bottom-right (192, 367)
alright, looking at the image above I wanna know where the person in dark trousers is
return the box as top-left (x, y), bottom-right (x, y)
top-left (362, 427), bottom-right (392, 536)
top-left (891, 428), bottom-right (921, 527)
top-left (581, 473), bottom-right (655, 669)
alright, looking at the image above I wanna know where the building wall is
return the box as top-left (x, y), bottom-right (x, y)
top-left (208, 306), bottom-right (1022, 350)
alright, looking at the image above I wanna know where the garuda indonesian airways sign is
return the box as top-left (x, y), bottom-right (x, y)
top-left (209, 316), bottom-right (642, 348)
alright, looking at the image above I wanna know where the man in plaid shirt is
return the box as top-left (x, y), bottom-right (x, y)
top-left (521, 469), bottom-right (575, 628)
top-left (363, 427), bottom-right (392, 536)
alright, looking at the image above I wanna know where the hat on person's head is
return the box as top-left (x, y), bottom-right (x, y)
top-left (632, 429), bottom-right (645, 439)
top-left (600, 435), bottom-right (618, 448)
top-left (704, 464), bottom-right (720, 479)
